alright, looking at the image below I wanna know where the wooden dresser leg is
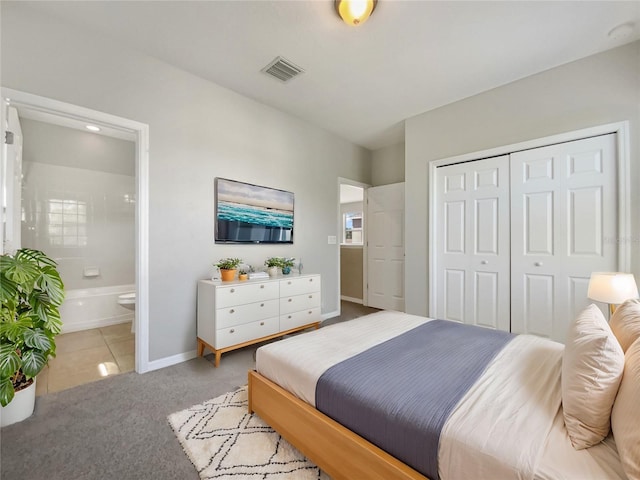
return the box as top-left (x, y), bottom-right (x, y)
top-left (197, 339), bottom-right (205, 357)
top-left (214, 350), bottom-right (222, 367)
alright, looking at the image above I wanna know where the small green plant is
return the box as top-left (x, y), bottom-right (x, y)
top-left (238, 269), bottom-right (248, 275)
top-left (0, 248), bottom-right (65, 407)
top-left (281, 258), bottom-right (295, 268)
top-left (264, 257), bottom-right (282, 268)
top-left (215, 258), bottom-right (242, 270)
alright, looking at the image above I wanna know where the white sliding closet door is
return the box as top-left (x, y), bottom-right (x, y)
top-left (510, 134), bottom-right (618, 342)
top-left (435, 156), bottom-right (511, 331)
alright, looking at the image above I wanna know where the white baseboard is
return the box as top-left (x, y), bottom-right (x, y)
top-left (62, 314), bottom-right (134, 333)
top-left (340, 295), bottom-right (363, 304)
top-left (322, 310), bottom-right (340, 321)
top-left (146, 349), bottom-right (198, 372)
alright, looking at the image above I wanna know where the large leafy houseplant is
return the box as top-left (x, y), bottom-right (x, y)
top-left (0, 248), bottom-right (64, 407)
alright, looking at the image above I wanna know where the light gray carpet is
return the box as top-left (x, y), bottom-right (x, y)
top-left (0, 301), bottom-right (377, 480)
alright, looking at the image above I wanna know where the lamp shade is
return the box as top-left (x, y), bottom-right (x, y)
top-left (335, 0), bottom-right (377, 26)
top-left (587, 272), bottom-right (639, 304)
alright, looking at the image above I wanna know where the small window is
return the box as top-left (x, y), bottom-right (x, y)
top-left (47, 199), bottom-right (88, 247)
top-left (343, 212), bottom-right (363, 245)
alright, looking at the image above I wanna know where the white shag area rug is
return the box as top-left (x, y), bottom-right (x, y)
top-left (168, 386), bottom-right (330, 479)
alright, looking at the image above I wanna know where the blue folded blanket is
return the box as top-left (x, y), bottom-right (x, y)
top-left (315, 319), bottom-right (514, 479)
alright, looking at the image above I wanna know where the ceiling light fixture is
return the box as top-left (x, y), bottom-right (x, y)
top-left (86, 125), bottom-right (101, 132)
top-left (334, 0), bottom-right (377, 26)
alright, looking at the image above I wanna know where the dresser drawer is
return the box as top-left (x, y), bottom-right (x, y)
top-left (280, 307), bottom-right (321, 331)
top-left (279, 275), bottom-right (321, 297)
top-left (215, 281), bottom-right (279, 308)
top-left (280, 292), bottom-right (321, 315)
top-left (215, 316), bottom-right (279, 349)
top-left (216, 299), bottom-right (279, 328)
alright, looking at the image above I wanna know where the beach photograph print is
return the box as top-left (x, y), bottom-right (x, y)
top-left (215, 178), bottom-right (294, 243)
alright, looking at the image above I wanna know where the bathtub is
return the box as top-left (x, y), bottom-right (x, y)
top-left (59, 284), bottom-right (135, 333)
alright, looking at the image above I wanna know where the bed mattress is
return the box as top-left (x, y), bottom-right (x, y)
top-left (256, 310), bottom-right (626, 480)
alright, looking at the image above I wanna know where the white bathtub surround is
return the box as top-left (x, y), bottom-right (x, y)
top-left (118, 292), bottom-right (136, 311)
top-left (59, 284), bottom-right (135, 333)
top-left (118, 291), bottom-right (136, 333)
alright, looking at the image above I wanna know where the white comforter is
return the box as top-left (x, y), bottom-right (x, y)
top-left (256, 311), bottom-right (626, 480)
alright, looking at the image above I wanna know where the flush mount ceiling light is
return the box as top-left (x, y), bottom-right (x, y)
top-left (85, 125), bottom-right (101, 132)
top-left (334, 0), bottom-right (377, 26)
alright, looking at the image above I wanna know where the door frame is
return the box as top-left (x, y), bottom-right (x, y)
top-left (428, 121), bottom-right (631, 318)
top-left (1, 88), bottom-right (151, 373)
top-left (337, 177), bottom-right (370, 312)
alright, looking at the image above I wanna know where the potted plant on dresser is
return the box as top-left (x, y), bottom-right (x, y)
top-left (215, 257), bottom-right (242, 282)
top-left (264, 257), bottom-right (282, 277)
top-left (0, 248), bottom-right (65, 427)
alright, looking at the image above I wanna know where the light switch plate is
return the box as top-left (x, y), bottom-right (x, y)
top-left (328, 235), bottom-right (337, 244)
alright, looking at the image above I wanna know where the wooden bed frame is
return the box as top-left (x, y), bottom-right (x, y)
top-left (248, 370), bottom-right (428, 480)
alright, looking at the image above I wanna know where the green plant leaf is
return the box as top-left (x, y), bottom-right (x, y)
top-left (0, 376), bottom-right (15, 407)
top-left (0, 344), bottom-right (22, 378)
top-left (38, 266), bottom-right (65, 306)
top-left (0, 274), bottom-right (18, 304)
top-left (0, 314), bottom-right (32, 343)
top-left (0, 254), bottom-right (39, 288)
top-left (20, 349), bottom-right (47, 377)
top-left (23, 328), bottom-right (52, 351)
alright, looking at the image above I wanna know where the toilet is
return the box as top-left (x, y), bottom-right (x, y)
top-left (117, 292), bottom-right (136, 333)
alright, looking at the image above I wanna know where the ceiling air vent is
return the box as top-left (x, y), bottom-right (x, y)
top-left (261, 56), bottom-right (305, 83)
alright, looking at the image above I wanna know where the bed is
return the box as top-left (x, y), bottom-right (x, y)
top-left (247, 310), bottom-right (631, 480)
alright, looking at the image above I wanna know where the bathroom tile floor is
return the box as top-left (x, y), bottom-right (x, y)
top-left (36, 323), bottom-right (135, 396)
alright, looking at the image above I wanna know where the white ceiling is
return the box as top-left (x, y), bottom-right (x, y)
top-left (15, 1), bottom-right (640, 150)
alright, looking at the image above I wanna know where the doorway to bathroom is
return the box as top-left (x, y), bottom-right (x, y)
top-left (1, 88), bottom-right (150, 394)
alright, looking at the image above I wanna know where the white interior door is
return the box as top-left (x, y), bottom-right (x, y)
top-left (510, 134), bottom-right (617, 342)
top-left (435, 156), bottom-right (511, 331)
top-left (366, 182), bottom-right (405, 311)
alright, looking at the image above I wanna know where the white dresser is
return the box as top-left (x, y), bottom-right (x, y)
top-left (197, 274), bottom-right (321, 366)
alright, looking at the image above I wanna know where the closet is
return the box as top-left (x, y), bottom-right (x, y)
top-left (434, 133), bottom-right (618, 343)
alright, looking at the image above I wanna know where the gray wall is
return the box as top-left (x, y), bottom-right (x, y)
top-left (340, 246), bottom-right (363, 300)
top-left (371, 142), bottom-right (405, 186)
top-left (1, 5), bottom-right (371, 362)
top-left (405, 41), bottom-right (640, 316)
top-left (20, 118), bottom-right (135, 291)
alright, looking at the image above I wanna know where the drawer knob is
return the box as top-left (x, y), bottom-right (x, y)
top-left (288, 298), bottom-right (292, 302)
top-left (229, 329), bottom-right (235, 333)
top-left (288, 281), bottom-right (292, 285)
top-left (309, 278), bottom-right (313, 282)
top-left (260, 322), bottom-right (265, 326)
top-left (260, 285), bottom-right (265, 289)
top-left (308, 295), bottom-right (313, 299)
top-left (229, 309), bottom-right (235, 314)
top-left (230, 288), bottom-right (235, 293)
top-left (308, 311), bottom-right (312, 314)
top-left (288, 315), bottom-right (292, 319)
top-left (260, 303), bottom-right (264, 307)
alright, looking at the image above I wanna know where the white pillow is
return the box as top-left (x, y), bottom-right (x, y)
top-left (610, 298), bottom-right (640, 353)
top-left (562, 304), bottom-right (625, 450)
top-left (611, 338), bottom-right (640, 479)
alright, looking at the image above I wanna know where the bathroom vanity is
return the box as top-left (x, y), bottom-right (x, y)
top-left (196, 274), bottom-right (321, 366)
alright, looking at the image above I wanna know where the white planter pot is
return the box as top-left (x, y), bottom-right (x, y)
top-left (1, 378), bottom-right (36, 427)
top-left (267, 266), bottom-right (278, 277)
